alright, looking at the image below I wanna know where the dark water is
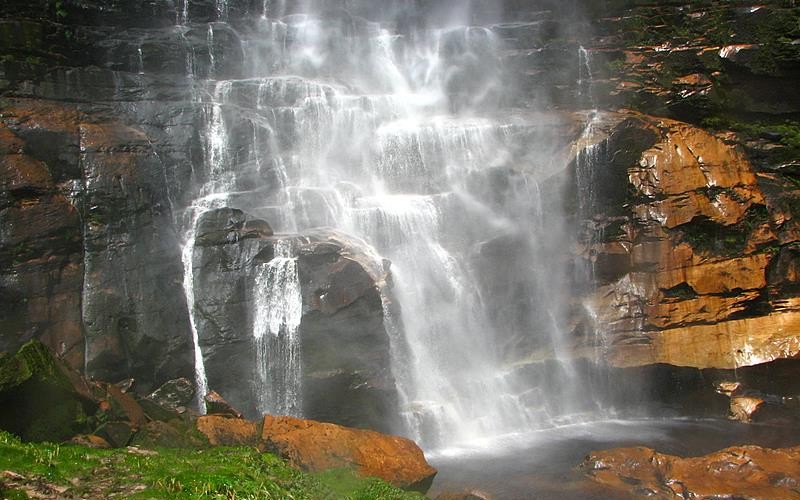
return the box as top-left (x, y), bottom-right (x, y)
top-left (427, 418), bottom-right (800, 499)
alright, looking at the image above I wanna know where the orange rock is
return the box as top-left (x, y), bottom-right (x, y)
top-left (607, 312), bottom-right (800, 369)
top-left (581, 445), bottom-right (800, 499)
top-left (69, 434), bottom-right (112, 449)
top-left (196, 416), bottom-right (259, 447)
top-left (730, 396), bottom-right (766, 422)
top-left (261, 415), bottom-right (437, 492)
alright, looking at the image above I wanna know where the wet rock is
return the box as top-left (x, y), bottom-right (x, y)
top-left (435, 491), bottom-right (494, 500)
top-left (115, 378), bottom-right (135, 394)
top-left (195, 208), bottom-right (273, 247)
top-left (193, 219), bottom-right (399, 431)
top-left (196, 415), bottom-right (259, 447)
top-left (581, 445), bottom-right (800, 500)
top-left (261, 415), bottom-right (437, 492)
top-left (146, 378), bottom-right (195, 413)
top-left (575, 112), bottom-right (799, 371)
top-left (730, 395), bottom-right (766, 422)
top-left (204, 390), bottom-right (243, 418)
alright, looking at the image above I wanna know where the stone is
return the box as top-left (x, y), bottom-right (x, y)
top-left (95, 421), bottom-right (135, 448)
top-left (115, 378), bottom-right (135, 393)
top-left (715, 381), bottom-right (742, 397)
top-left (581, 445), bottom-right (800, 500)
top-left (131, 420), bottom-right (207, 449)
top-left (577, 112), bottom-right (798, 373)
top-left (436, 491), bottom-right (494, 500)
top-left (730, 395), bottom-right (766, 422)
top-left (204, 391), bottom-right (242, 418)
top-left (100, 383), bottom-right (147, 429)
top-left (260, 415), bottom-right (437, 492)
top-left (68, 434), bottom-right (111, 449)
top-left (146, 378), bottom-right (195, 412)
top-left (196, 415), bottom-right (259, 447)
top-left (0, 341), bottom-right (96, 442)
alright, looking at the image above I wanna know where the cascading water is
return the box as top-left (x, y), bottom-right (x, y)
top-left (252, 239), bottom-right (303, 416)
top-left (177, 0), bottom-right (586, 448)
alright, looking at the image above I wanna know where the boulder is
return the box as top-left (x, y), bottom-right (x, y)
top-left (196, 415), bottom-right (259, 447)
top-left (131, 420), bottom-right (207, 449)
top-left (204, 391), bottom-right (243, 418)
top-left (0, 341), bottom-right (96, 442)
top-left (260, 415), bottom-right (436, 493)
top-left (580, 445), bottom-right (800, 499)
top-left (146, 378), bottom-right (195, 413)
top-left (193, 222), bottom-right (400, 431)
top-left (730, 395), bottom-right (767, 422)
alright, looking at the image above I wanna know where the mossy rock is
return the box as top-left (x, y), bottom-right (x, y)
top-left (0, 341), bottom-right (95, 443)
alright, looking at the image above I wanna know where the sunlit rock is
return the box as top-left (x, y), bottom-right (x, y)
top-left (261, 414), bottom-right (437, 492)
top-left (581, 445), bottom-right (800, 499)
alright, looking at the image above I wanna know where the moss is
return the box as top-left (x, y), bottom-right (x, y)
top-left (0, 341), bottom-right (69, 393)
top-left (677, 204), bottom-right (771, 256)
top-left (0, 341), bottom-right (93, 443)
top-left (702, 116), bottom-right (800, 165)
top-left (0, 431), bottom-right (423, 499)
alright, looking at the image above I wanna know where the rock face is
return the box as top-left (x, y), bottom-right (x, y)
top-left (260, 415), bottom-right (437, 492)
top-left (581, 445), bottom-right (800, 499)
top-left (574, 112), bottom-right (800, 373)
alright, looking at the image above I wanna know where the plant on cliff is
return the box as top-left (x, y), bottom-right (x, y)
top-left (0, 431), bottom-right (423, 499)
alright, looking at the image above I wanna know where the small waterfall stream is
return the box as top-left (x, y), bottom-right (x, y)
top-left (252, 240), bottom-right (303, 416)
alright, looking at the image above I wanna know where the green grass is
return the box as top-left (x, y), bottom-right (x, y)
top-left (0, 431), bottom-right (424, 499)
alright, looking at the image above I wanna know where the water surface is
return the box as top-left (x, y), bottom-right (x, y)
top-left (428, 418), bottom-right (800, 499)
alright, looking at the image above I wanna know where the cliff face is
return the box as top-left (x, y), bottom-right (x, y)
top-left (1, 0), bottom-right (799, 428)
top-left (566, 2), bottom-right (800, 375)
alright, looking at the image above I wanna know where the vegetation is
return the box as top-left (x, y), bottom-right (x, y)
top-left (678, 205), bottom-right (772, 256)
top-left (0, 431), bottom-right (424, 500)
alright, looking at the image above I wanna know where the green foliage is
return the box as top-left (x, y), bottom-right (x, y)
top-left (0, 431), bottom-right (423, 500)
top-left (678, 205), bottom-right (771, 256)
top-left (702, 116), bottom-right (800, 164)
top-left (54, 1), bottom-right (67, 20)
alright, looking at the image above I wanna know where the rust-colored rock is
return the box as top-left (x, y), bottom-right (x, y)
top-left (581, 445), bottom-right (800, 499)
top-left (196, 415), bottom-right (259, 447)
top-left (578, 113), bottom-right (797, 371)
top-left (69, 434), bottom-right (111, 449)
top-left (204, 390), bottom-right (243, 418)
top-left (260, 415), bottom-right (437, 492)
top-left (730, 396), bottom-right (767, 423)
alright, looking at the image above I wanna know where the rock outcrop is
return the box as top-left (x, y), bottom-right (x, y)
top-left (574, 112), bottom-right (800, 373)
top-left (580, 445), bottom-right (800, 499)
top-left (260, 415), bottom-right (437, 492)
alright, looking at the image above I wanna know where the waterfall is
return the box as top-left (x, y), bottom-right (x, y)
top-left (172, 1), bottom-right (583, 448)
top-left (252, 240), bottom-right (303, 416)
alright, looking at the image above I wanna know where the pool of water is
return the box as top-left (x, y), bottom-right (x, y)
top-left (427, 418), bottom-right (800, 499)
